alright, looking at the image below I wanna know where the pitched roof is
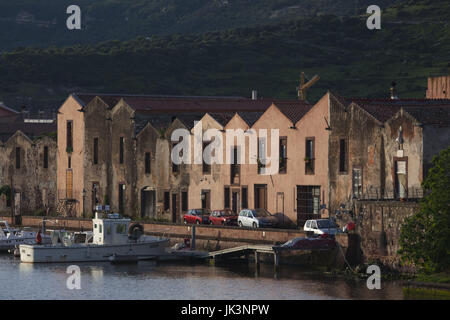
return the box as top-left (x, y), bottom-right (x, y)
top-left (73, 93), bottom-right (307, 114)
top-left (0, 102), bottom-right (19, 118)
top-left (237, 111), bottom-right (265, 127)
top-left (74, 93), bottom-right (313, 133)
top-left (402, 106), bottom-right (450, 127)
top-left (274, 101), bottom-right (313, 124)
top-left (330, 91), bottom-right (450, 125)
top-left (0, 118), bottom-right (56, 142)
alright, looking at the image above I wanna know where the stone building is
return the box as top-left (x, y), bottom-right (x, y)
top-left (57, 93), bottom-right (293, 220)
top-left (186, 98), bottom-right (330, 227)
top-left (327, 91), bottom-right (450, 212)
top-left (56, 77), bottom-right (450, 225)
top-left (0, 104), bottom-right (57, 217)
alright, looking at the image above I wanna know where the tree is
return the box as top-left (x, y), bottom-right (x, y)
top-left (399, 147), bottom-right (450, 273)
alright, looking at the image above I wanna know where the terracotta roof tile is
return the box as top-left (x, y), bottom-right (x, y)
top-left (330, 91), bottom-right (450, 125)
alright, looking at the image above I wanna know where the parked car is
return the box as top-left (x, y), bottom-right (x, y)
top-left (237, 209), bottom-right (278, 228)
top-left (209, 209), bottom-right (238, 226)
top-left (303, 219), bottom-right (340, 235)
top-left (183, 209), bottom-right (211, 225)
top-left (279, 235), bottom-right (336, 250)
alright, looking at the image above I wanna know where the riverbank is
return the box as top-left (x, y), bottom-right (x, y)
top-left (3, 214), bottom-right (449, 294)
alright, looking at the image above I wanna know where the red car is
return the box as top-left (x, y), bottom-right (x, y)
top-left (209, 209), bottom-right (238, 226)
top-left (183, 209), bottom-right (211, 224)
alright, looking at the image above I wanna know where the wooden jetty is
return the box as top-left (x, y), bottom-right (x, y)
top-left (208, 244), bottom-right (280, 272)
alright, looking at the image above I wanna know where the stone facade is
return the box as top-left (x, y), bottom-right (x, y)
top-left (350, 200), bottom-right (420, 271)
top-left (0, 108), bottom-right (57, 215)
top-left (57, 94), bottom-right (294, 220)
top-left (187, 97), bottom-right (330, 227)
top-left (327, 92), bottom-right (450, 213)
top-left (57, 95), bottom-right (192, 221)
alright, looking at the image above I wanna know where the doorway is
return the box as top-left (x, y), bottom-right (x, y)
top-left (118, 184), bottom-right (125, 214)
top-left (141, 189), bottom-right (156, 218)
top-left (14, 192), bottom-right (21, 225)
top-left (201, 190), bottom-right (211, 210)
top-left (394, 159), bottom-right (408, 199)
top-left (172, 193), bottom-right (178, 223)
top-left (254, 184), bottom-right (267, 209)
top-left (296, 186), bottom-right (320, 227)
top-left (232, 190), bottom-right (240, 214)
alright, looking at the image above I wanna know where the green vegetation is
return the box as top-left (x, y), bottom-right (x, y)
top-left (403, 286), bottom-right (450, 300)
top-left (0, 2), bottom-right (449, 109)
top-left (416, 273), bottom-right (450, 284)
top-left (0, 0), bottom-right (447, 109)
top-left (0, 186), bottom-right (11, 204)
top-left (399, 147), bottom-right (450, 273)
top-left (0, 0), bottom-right (400, 51)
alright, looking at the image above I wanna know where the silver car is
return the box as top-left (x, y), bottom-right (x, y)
top-left (238, 209), bottom-right (278, 228)
top-left (303, 219), bottom-right (340, 235)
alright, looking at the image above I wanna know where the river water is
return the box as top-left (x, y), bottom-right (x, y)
top-left (0, 254), bottom-right (421, 300)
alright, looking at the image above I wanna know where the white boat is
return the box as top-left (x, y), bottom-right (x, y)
top-left (0, 220), bottom-right (50, 252)
top-left (19, 207), bottom-right (170, 263)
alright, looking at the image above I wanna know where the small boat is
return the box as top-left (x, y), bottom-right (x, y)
top-left (0, 220), bottom-right (50, 252)
top-left (19, 206), bottom-right (170, 263)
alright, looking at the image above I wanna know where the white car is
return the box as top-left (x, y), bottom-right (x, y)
top-left (238, 209), bottom-right (278, 228)
top-left (303, 219), bottom-right (340, 235)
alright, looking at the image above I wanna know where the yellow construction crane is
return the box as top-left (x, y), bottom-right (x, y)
top-left (297, 72), bottom-right (320, 102)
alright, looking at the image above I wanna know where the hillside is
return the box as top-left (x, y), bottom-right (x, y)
top-left (0, 0), bottom-right (448, 111)
top-left (0, 0), bottom-right (399, 50)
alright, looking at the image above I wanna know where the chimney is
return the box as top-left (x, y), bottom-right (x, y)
top-left (251, 90), bottom-right (258, 100)
top-left (390, 82), bottom-right (399, 99)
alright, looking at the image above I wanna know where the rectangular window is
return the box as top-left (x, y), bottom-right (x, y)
top-left (352, 168), bottom-right (363, 199)
top-left (145, 152), bottom-right (151, 174)
top-left (242, 186), bottom-right (248, 209)
top-left (172, 143), bottom-right (179, 173)
top-left (230, 146), bottom-right (240, 184)
top-left (257, 138), bottom-right (266, 174)
top-left (224, 187), bottom-right (230, 209)
top-left (182, 191), bottom-right (188, 212)
top-left (202, 141), bottom-right (211, 174)
top-left (43, 146), bottom-right (48, 169)
top-left (339, 139), bottom-right (347, 173)
top-left (68, 156), bottom-right (71, 169)
top-left (119, 137), bottom-right (124, 164)
top-left (15, 147), bottom-right (20, 169)
top-left (279, 137), bottom-right (287, 174)
top-left (305, 138), bottom-right (315, 174)
top-left (66, 121), bottom-right (73, 152)
top-left (93, 138), bottom-right (98, 165)
top-left (164, 192), bottom-right (170, 211)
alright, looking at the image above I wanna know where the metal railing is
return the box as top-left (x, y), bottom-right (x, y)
top-left (354, 186), bottom-right (424, 201)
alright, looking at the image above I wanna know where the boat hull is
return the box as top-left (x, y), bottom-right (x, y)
top-left (19, 238), bottom-right (170, 263)
top-left (0, 236), bottom-right (51, 252)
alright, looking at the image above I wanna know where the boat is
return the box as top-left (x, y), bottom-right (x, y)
top-left (19, 206), bottom-right (170, 263)
top-left (0, 220), bottom-right (50, 252)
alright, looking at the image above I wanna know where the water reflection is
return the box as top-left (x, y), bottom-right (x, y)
top-left (0, 254), bottom-right (431, 300)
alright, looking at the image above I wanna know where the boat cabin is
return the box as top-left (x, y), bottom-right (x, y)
top-left (0, 221), bottom-right (14, 239)
top-left (92, 206), bottom-right (130, 245)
